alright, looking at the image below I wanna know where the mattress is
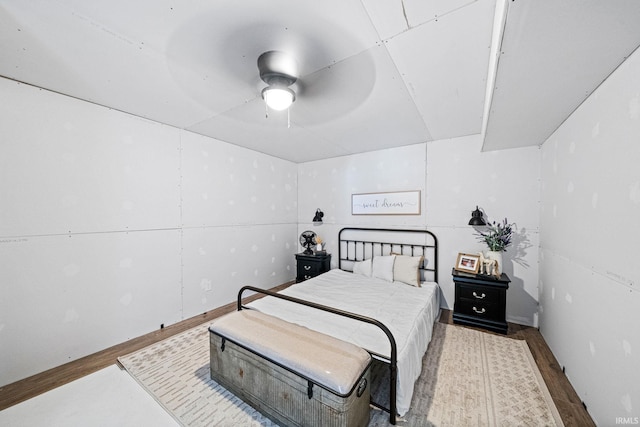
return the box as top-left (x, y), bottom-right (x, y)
top-left (247, 268), bottom-right (441, 416)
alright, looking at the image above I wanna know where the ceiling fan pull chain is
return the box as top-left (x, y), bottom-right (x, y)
top-left (287, 108), bottom-right (291, 129)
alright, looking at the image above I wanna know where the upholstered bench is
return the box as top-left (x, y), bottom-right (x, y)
top-left (209, 309), bottom-right (371, 427)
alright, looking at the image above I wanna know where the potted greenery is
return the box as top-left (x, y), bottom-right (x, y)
top-left (475, 218), bottom-right (514, 276)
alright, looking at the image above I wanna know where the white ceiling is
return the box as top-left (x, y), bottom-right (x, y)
top-left (1, 0), bottom-right (640, 162)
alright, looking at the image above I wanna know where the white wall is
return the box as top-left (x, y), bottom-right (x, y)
top-left (426, 135), bottom-right (540, 325)
top-left (539, 47), bottom-right (640, 425)
top-left (297, 136), bottom-right (541, 326)
top-left (0, 78), bottom-right (298, 387)
top-left (297, 144), bottom-right (428, 261)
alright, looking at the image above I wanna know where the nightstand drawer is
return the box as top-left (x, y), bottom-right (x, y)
top-left (451, 268), bottom-right (510, 334)
top-left (455, 298), bottom-right (503, 322)
top-left (456, 283), bottom-right (502, 303)
top-left (297, 262), bottom-right (322, 278)
top-left (295, 253), bottom-right (331, 283)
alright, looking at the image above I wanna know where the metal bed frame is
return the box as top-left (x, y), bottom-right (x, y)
top-left (338, 227), bottom-right (438, 283)
top-left (237, 227), bottom-right (438, 425)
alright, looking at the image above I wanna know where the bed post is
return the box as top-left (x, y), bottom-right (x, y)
top-left (390, 362), bottom-right (397, 424)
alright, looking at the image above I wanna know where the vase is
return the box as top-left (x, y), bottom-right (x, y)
top-left (484, 250), bottom-right (503, 276)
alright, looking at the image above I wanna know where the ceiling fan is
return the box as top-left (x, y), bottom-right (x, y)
top-left (257, 50), bottom-right (299, 115)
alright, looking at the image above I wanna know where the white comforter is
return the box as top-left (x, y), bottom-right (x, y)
top-left (246, 268), bottom-right (440, 416)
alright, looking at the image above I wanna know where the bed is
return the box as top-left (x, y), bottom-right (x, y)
top-left (239, 227), bottom-right (440, 424)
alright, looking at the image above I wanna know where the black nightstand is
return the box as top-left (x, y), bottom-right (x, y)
top-left (295, 253), bottom-right (331, 283)
top-left (452, 268), bottom-right (510, 334)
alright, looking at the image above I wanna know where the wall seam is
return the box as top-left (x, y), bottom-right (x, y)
top-left (178, 130), bottom-right (185, 320)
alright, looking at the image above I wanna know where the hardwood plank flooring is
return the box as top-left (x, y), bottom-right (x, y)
top-left (1, 295), bottom-right (594, 427)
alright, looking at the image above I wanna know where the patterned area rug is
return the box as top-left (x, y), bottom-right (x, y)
top-left (118, 321), bottom-right (563, 426)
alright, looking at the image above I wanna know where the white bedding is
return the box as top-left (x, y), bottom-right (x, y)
top-left (246, 268), bottom-right (441, 416)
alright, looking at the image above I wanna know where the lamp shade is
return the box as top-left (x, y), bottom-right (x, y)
top-left (262, 86), bottom-right (295, 111)
top-left (312, 208), bottom-right (324, 223)
top-left (468, 206), bottom-right (486, 226)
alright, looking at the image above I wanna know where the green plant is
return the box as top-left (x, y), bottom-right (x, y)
top-left (476, 218), bottom-right (514, 252)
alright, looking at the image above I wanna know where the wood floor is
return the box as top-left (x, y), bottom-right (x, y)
top-left (1, 294), bottom-right (594, 427)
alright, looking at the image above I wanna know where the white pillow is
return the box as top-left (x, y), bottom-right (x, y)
top-left (352, 258), bottom-right (372, 277)
top-left (372, 255), bottom-right (396, 282)
top-left (393, 255), bottom-right (423, 287)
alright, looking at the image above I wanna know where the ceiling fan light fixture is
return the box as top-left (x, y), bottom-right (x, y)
top-left (262, 86), bottom-right (295, 111)
top-left (258, 51), bottom-right (298, 114)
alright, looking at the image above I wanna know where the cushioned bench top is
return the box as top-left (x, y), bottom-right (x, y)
top-left (209, 309), bottom-right (371, 396)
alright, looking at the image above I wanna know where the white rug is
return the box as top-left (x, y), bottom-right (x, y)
top-left (119, 321), bottom-right (564, 426)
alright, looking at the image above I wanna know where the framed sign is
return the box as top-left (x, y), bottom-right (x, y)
top-left (352, 190), bottom-right (421, 215)
top-left (455, 253), bottom-right (480, 274)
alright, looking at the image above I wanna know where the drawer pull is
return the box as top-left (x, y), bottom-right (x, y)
top-left (304, 275), bottom-right (312, 280)
top-left (472, 306), bottom-right (486, 314)
top-left (472, 291), bottom-right (486, 299)
top-left (304, 265), bottom-right (312, 270)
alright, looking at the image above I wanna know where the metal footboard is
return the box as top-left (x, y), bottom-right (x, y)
top-left (238, 285), bottom-right (399, 425)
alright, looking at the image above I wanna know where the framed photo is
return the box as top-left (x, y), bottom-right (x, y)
top-left (455, 253), bottom-right (480, 274)
top-left (352, 190), bottom-right (421, 215)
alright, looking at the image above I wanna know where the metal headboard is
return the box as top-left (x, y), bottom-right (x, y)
top-left (338, 227), bottom-right (438, 283)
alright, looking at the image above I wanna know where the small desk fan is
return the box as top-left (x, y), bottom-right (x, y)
top-left (299, 230), bottom-right (317, 255)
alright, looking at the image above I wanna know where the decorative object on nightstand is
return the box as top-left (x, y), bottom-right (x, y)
top-left (295, 252), bottom-right (331, 283)
top-left (478, 252), bottom-right (500, 279)
top-left (474, 218), bottom-right (514, 276)
top-left (455, 253), bottom-right (481, 274)
top-left (452, 268), bottom-right (510, 334)
top-left (299, 230), bottom-right (317, 255)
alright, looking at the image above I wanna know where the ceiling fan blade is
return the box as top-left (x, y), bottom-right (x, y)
top-left (292, 48), bottom-right (377, 124)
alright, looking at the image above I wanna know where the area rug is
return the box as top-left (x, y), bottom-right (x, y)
top-left (118, 321), bottom-right (563, 426)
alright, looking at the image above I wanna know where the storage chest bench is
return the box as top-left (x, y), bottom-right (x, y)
top-left (209, 309), bottom-right (372, 427)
